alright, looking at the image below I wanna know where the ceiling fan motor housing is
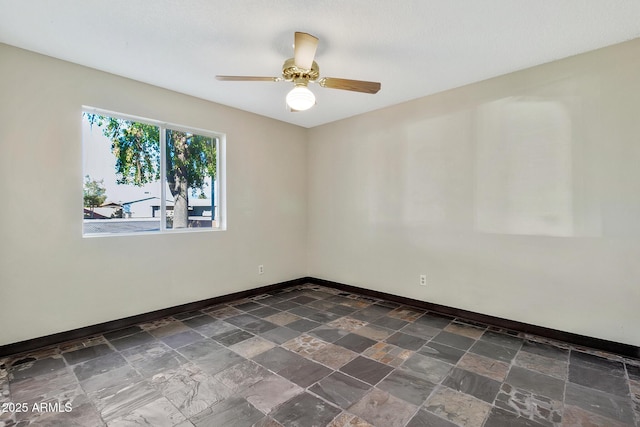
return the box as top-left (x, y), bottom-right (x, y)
top-left (282, 58), bottom-right (320, 83)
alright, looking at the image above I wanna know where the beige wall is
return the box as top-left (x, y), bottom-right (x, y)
top-left (2, 38), bottom-right (640, 348)
top-left (0, 44), bottom-right (308, 346)
top-left (307, 38), bottom-right (640, 347)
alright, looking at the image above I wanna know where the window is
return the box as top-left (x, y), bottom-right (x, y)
top-left (82, 108), bottom-right (224, 236)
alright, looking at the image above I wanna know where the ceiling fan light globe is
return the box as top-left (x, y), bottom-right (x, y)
top-left (286, 85), bottom-right (315, 111)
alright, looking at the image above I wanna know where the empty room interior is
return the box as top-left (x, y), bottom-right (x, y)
top-left (1, 2), bottom-right (640, 426)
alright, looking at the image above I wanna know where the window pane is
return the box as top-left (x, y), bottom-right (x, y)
top-left (82, 113), bottom-right (161, 235)
top-left (165, 129), bottom-right (217, 230)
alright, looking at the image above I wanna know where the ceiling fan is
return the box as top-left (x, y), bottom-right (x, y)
top-left (216, 32), bottom-right (381, 111)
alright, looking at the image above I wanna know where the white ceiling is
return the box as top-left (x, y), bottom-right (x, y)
top-left (1, 1), bottom-right (640, 128)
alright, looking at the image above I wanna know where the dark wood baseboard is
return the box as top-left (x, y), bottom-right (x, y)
top-left (0, 278), bottom-right (305, 358)
top-left (307, 277), bottom-right (640, 360)
top-left (2, 276), bottom-right (638, 360)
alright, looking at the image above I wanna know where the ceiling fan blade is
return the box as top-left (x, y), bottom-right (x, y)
top-left (294, 32), bottom-right (318, 70)
top-left (318, 77), bottom-right (381, 94)
top-left (216, 75), bottom-right (279, 82)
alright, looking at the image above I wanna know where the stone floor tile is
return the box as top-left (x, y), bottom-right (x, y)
top-left (514, 350), bottom-right (567, 380)
top-left (414, 313), bottom-right (454, 329)
top-left (225, 314), bottom-right (279, 334)
top-left (377, 369), bottom-right (436, 406)
top-left (328, 412), bottom-right (374, 427)
top-left (307, 310), bottom-right (342, 323)
top-left (147, 320), bottom-right (191, 338)
top-left (569, 362), bottom-right (630, 397)
top-left (370, 316), bottom-right (409, 331)
top-left (306, 299), bottom-right (336, 311)
top-left (308, 326), bottom-right (350, 343)
top-left (73, 352), bottom-right (128, 382)
top-left (384, 331), bottom-right (427, 351)
top-left (406, 408), bottom-right (458, 427)
top-left (287, 318), bottom-right (322, 333)
top-left (333, 333), bottom-right (377, 353)
top-left (212, 328), bottom-right (254, 347)
top-left (234, 301), bottom-right (264, 312)
top-left (10, 368), bottom-right (78, 403)
top-left (399, 321), bottom-right (441, 339)
top-left (161, 330), bottom-right (204, 349)
top-left (62, 343), bottom-right (115, 365)
top-left (480, 330), bottom-right (524, 351)
top-left (108, 331), bottom-right (157, 351)
top-left (432, 331), bottom-right (476, 351)
top-left (401, 353), bottom-right (453, 384)
top-left (151, 363), bottom-right (230, 418)
top-left (310, 343), bottom-right (359, 369)
top-left (212, 359), bottom-right (270, 393)
top-left (327, 304), bottom-right (358, 316)
top-left (240, 373), bottom-right (303, 414)
top-left (271, 300), bottom-right (302, 311)
top-left (251, 347), bottom-right (304, 372)
top-left (354, 325), bottom-right (394, 341)
top-left (350, 305), bottom-right (393, 322)
top-left (253, 416), bottom-right (284, 427)
top-left (457, 352), bottom-right (510, 382)
top-left (470, 340), bottom-right (518, 362)
top-left (570, 350), bottom-right (626, 376)
top-left (444, 323), bottom-right (485, 339)
top-left (309, 371), bottom-right (371, 409)
top-left (418, 342), bottom-right (465, 364)
top-left (327, 316), bottom-right (368, 332)
top-left (259, 326), bottom-right (302, 345)
top-left (191, 396), bottom-right (263, 427)
top-left (189, 347), bottom-right (244, 376)
top-left (288, 305), bottom-right (323, 319)
top-left (362, 342), bottom-right (413, 367)
top-left (229, 336), bottom-right (275, 359)
top-left (190, 320), bottom-right (236, 338)
top-left (561, 404), bottom-right (633, 427)
top-left (425, 386), bottom-right (492, 427)
top-left (387, 306), bottom-right (424, 322)
top-left (484, 407), bottom-right (548, 427)
top-left (15, 394), bottom-right (104, 427)
top-left (80, 365), bottom-right (142, 396)
top-left (93, 380), bottom-right (161, 422)
top-left (247, 306), bottom-right (281, 319)
top-left (282, 334), bottom-right (328, 356)
top-left (264, 311), bottom-right (301, 326)
top-left (520, 340), bottom-right (569, 361)
top-left (271, 392), bottom-right (342, 427)
top-left (494, 383), bottom-right (563, 427)
top-left (204, 305), bottom-right (243, 319)
top-left (10, 356), bottom-right (66, 381)
top-left (181, 314), bottom-right (217, 329)
top-left (349, 388), bottom-right (417, 427)
top-left (277, 357), bottom-right (333, 388)
top-left (339, 356), bottom-right (394, 386)
top-left (565, 382), bottom-right (635, 424)
top-left (505, 366), bottom-right (565, 401)
top-left (103, 326), bottom-right (143, 341)
top-left (443, 368), bottom-right (501, 403)
top-left (107, 396), bottom-right (186, 427)
top-left (130, 349), bottom-right (188, 379)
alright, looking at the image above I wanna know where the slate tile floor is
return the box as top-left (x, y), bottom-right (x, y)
top-left (1, 284), bottom-right (639, 427)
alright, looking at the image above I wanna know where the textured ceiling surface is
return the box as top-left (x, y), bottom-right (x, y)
top-left (1, 1), bottom-right (639, 128)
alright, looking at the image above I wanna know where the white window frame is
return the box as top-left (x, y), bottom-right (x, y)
top-left (82, 106), bottom-right (226, 237)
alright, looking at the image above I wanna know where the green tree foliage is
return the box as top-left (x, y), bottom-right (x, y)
top-left (84, 113), bottom-right (216, 228)
top-left (83, 175), bottom-right (107, 217)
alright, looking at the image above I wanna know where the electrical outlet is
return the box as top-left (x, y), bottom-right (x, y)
top-left (258, 265), bottom-right (264, 275)
top-left (419, 274), bottom-right (427, 286)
